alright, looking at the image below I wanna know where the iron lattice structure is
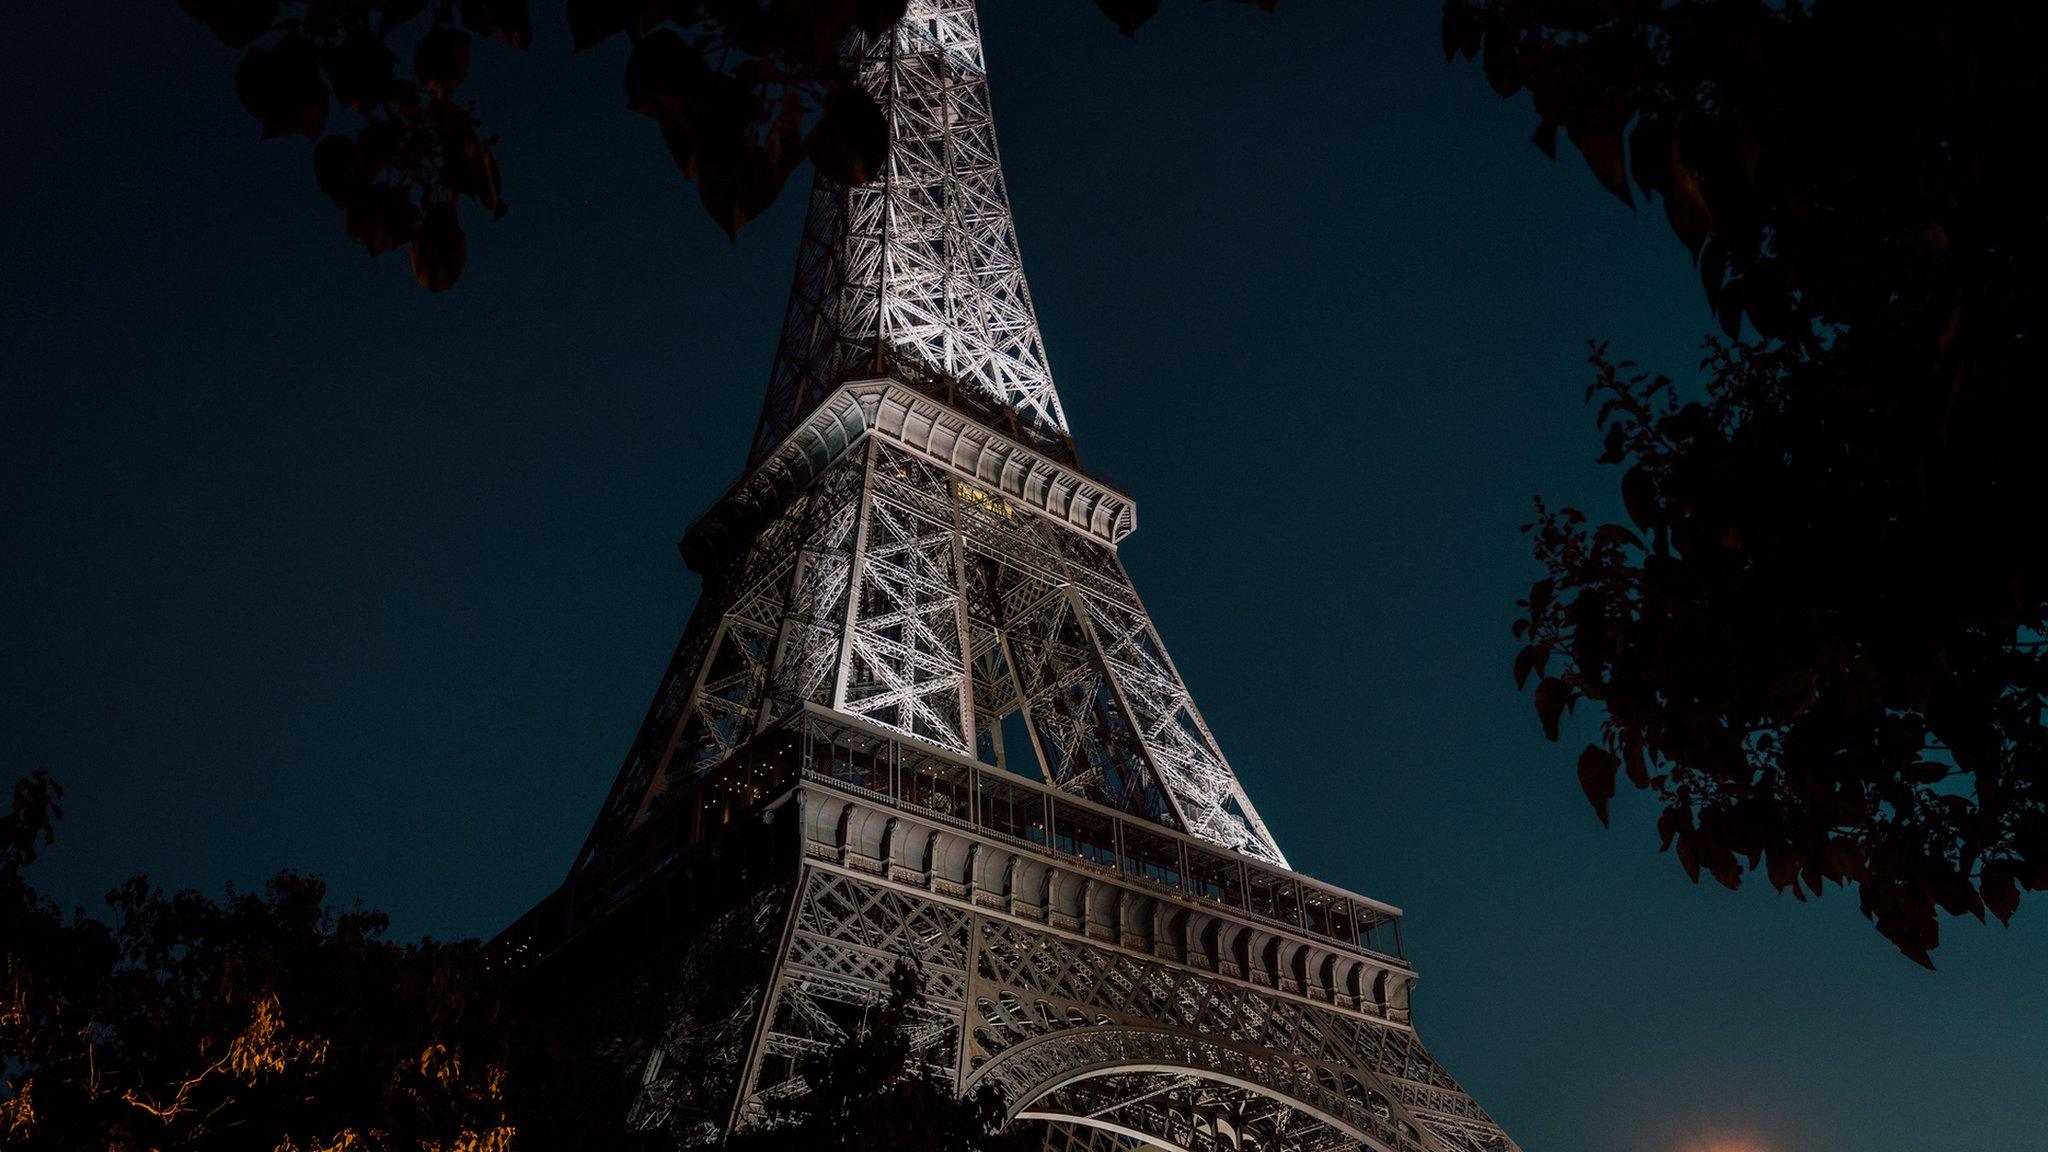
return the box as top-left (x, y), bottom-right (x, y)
top-left (514, 4), bottom-right (1522, 1151)
top-left (749, 0), bottom-right (1068, 467)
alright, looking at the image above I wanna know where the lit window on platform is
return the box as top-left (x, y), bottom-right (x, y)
top-left (957, 481), bottom-right (1014, 518)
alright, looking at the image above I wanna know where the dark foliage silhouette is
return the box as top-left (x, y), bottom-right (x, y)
top-left (1, 775), bottom-right (1027, 1149)
top-left (175, 0), bottom-right (1267, 291)
top-left (1, 775), bottom-right (519, 1151)
top-left (1453, 0), bottom-right (2048, 964)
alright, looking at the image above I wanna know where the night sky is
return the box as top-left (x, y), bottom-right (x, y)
top-left (4, 4), bottom-right (2042, 1151)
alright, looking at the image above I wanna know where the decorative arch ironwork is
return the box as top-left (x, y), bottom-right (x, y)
top-left (974, 1027), bottom-right (1416, 1152)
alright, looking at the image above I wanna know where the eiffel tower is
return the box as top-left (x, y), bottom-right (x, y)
top-left (498, 5), bottom-right (1520, 1150)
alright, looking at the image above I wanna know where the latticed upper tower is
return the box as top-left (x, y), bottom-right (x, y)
top-left (509, 6), bottom-right (1522, 1151)
top-left (751, 0), bottom-right (1069, 465)
top-left (577, 0), bottom-right (1294, 869)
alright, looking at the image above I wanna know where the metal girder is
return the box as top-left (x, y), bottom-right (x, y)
top-left (751, 0), bottom-right (1067, 467)
top-left (584, 433), bottom-right (1291, 865)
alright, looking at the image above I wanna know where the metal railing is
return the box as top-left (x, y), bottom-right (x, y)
top-left (500, 703), bottom-right (1405, 969)
top-left (781, 705), bottom-right (1404, 963)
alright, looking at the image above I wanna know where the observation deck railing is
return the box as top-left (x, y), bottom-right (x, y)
top-left (502, 703), bottom-right (1405, 971)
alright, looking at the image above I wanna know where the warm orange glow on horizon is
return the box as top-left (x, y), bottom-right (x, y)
top-left (1674, 1132), bottom-right (1772, 1152)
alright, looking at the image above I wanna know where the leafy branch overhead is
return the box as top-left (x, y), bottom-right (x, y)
top-left (1459, 0), bottom-right (2048, 966)
top-left (179, 0), bottom-right (1270, 292)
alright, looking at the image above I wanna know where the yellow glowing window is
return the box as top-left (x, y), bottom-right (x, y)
top-left (957, 481), bottom-right (1014, 518)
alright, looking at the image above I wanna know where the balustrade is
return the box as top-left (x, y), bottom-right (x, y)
top-left (506, 703), bottom-right (1407, 970)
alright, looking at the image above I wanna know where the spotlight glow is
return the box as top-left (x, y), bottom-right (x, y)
top-left (1677, 1134), bottom-right (1770, 1152)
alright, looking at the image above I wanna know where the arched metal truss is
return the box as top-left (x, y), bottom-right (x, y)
top-left (1020, 1067), bottom-right (1368, 1152)
top-left (666, 852), bottom-right (1518, 1152)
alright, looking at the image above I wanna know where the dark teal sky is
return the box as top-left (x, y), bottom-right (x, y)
top-left (3, 4), bottom-right (2041, 1150)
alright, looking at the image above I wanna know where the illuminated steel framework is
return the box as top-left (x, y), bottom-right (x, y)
top-left (545, 4), bottom-right (1522, 1150)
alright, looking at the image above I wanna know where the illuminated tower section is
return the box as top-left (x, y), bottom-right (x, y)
top-left (503, 6), bottom-right (1521, 1150)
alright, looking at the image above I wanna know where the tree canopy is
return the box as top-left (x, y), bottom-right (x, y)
top-left (2, 774), bottom-right (1028, 1150)
top-left (2, 774), bottom-right (519, 1152)
top-left (174, 0), bottom-right (1267, 290)
top-left (1451, 0), bottom-right (2048, 965)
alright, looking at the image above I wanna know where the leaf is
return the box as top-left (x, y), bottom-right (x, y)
top-left (625, 29), bottom-right (706, 123)
top-left (342, 184), bottom-right (420, 256)
top-left (488, 0), bottom-right (533, 49)
top-left (1441, 3), bottom-right (1484, 63)
top-left (1716, 275), bottom-right (1745, 339)
top-left (1933, 870), bottom-right (1984, 921)
top-left (806, 86), bottom-right (889, 186)
top-left (460, 0), bottom-right (528, 45)
top-left (1982, 869), bottom-right (2020, 926)
top-left (460, 0), bottom-right (493, 41)
top-left (235, 38), bottom-right (328, 140)
top-left (1481, 23), bottom-right (1521, 97)
top-left (410, 203), bottom-right (466, 291)
top-left (1527, 577), bottom-right (1554, 617)
top-left (1620, 465), bottom-right (1657, 531)
top-left (355, 118), bottom-right (403, 176)
top-left (1627, 113), bottom-right (1670, 199)
top-left (1577, 745), bottom-right (1619, 826)
top-left (697, 141), bottom-right (791, 239)
top-left (378, 0), bottom-right (430, 35)
top-left (312, 134), bottom-right (364, 204)
top-left (450, 134), bottom-right (506, 219)
top-left (1663, 155), bottom-right (1714, 254)
top-left (658, 117), bottom-right (699, 182)
top-left (178, 0), bottom-right (279, 47)
top-left (1764, 847), bottom-right (1801, 895)
top-left (324, 32), bottom-right (397, 112)
top-left (567, 0), bottom-right (627, 51)
top-left (1698, 238), bottom-right (1726, 306)
top-left (1674, 831), bottom-right (1700, 883)
top-left (854, 0), bottom-right (911, 36)
top-left (1594, 523), bottom-right (1644, 550)
top-left (2, 771), bottom-right (65, 877)
top-left (1567, 111), bottom-right (1631, 206)
top-left (1620, 741), bottom-right (1647, 789)
top-left (414, 27), bottom-right (472, 98)
top-left (1597, 420), bottom-right (1627, 464)
top-left (1513, 644), bottom-right (1544, 690)
top-left (1095, 0), bottom-right (1162, 36)
top-left (1534, 677), bottom-right (1568, 742)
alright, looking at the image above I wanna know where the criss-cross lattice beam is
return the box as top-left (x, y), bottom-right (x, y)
top-left (751, 0), bottom-right (1068, 466)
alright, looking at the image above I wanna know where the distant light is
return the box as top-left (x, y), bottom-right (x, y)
top-left (1680, 1136), bottom-right (1769, 1152)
